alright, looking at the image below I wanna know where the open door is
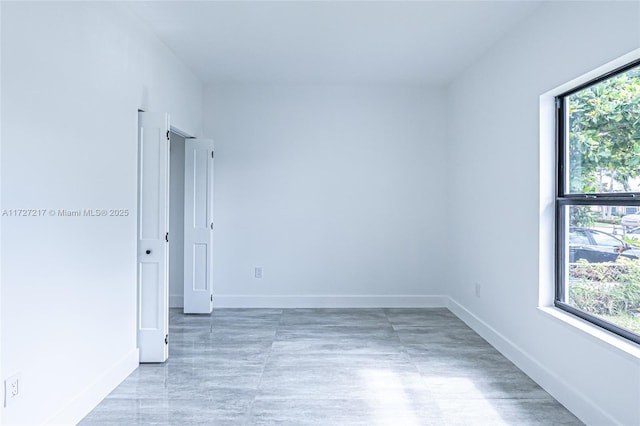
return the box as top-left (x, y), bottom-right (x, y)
top-left (184, 139), bottom-right (215, 314)
top-left (137, 111), bottom-right (170, 362)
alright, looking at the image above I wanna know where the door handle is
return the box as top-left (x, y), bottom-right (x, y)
top-left (146, 249), bottom-right (151, 255)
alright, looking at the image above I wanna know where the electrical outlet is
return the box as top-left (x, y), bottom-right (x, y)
top-left (4, 373), bottom-right (21, 407)
top-left (254, 267), bottom-right (263, 279)
top-left (475, 282), bottom-right (481, 298)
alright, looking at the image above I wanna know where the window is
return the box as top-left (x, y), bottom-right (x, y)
top-left (556, 59), bottom-right (640, 345)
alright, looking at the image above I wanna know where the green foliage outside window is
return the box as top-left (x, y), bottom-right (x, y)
top-left (568, 66), bottom-right (640, 194)
top-left (569, 258), bottom-right (640, 334)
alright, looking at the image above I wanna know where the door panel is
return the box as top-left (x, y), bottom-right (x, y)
top-left (140, 263), bottom-right (159, 329)
top-left (137, 111), bottom-right (170, 362)
top-left (184, 139), bottom-right (215, 314)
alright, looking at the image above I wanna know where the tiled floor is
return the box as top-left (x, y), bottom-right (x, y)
top-left (80, 308), bottom-right (582, 425)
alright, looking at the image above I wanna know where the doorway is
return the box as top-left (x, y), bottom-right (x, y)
top-left (137, 111), bottom-right (215, 363)
top-left (169, 131), bottom-right (186, 309)
top-left (168, 129), bottom-right (215, 312)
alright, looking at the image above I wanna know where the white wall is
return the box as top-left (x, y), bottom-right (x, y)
top-left (0, 3), bottom-right (202, 424)
top-left (446, 2), bottom-right (640, 425)
top-left (204, 85), bottom-right (447, 307)
top-left (169, 133), bottom-right (186, 308)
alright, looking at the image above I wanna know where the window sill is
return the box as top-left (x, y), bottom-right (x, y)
top-left (538, 306), bottom-right (640, 362)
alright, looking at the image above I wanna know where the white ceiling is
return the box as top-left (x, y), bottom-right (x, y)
top-left (125, 1), bottom-right (543, 85)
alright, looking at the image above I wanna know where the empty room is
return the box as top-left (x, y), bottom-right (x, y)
top-left (1, 0), bottom-right (640, 425)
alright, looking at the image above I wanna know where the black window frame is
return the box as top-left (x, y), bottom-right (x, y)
top-left (555, 58), bottom-right (640, 345)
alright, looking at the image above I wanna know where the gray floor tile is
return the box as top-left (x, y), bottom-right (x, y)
top-left (80, 308), bottom-right (583, 426)
top-left (81, 396), bottom-right (252, 426)
top-left (279, 308), bottom-right (390, 327)
top-left (248, 397), bottom-right (443, 426)
top-left (258, 353), bottom-right (426, 399)
top-left (436, 398), bottom-right (582, 426)
top-left (396, 325), bottom-right (490, 346)
top-left (269, 336), bottom-right (403, 355)
top-left (385, 307), bottom-right (464, 328)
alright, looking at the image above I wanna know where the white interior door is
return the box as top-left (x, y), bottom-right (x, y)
top-left (184, 139), bottom-right (215, 314)
top-left (137, 111), bottom-right (170, 362)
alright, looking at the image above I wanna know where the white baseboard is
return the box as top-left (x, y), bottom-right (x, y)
top-left (213, 294), bottom-right (448, 308)
top-left (170, 293), bottom-right (184, 308)
top-left (45, 348), bottom-right (139, 426)
top-left (446, 298), bottom-right (618, 426)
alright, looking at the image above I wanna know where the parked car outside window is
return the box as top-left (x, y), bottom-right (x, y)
top-left (569, 227), bottom-right (640, 263)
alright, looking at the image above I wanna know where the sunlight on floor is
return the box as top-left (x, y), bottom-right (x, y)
top-left (424, 375), bottom-right (509, 425)
top-left (360, 368), bottom-right (511, 425)
top-left (359, 368), bottom-right (421, 426)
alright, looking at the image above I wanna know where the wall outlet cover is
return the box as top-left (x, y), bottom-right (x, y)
top-left (4, 373), bottom-right (21, 407)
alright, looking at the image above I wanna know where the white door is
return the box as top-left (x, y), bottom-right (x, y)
top-left (184, 139), bottom-right (215, 314)
top-left (137, 111), bottom-right (170, 362)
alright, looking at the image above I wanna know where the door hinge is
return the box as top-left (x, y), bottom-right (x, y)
top-left (210, 295), bottom-right (213, 302)
top-left (165, 334), bottom-right (168, 345)
top-left (555, 97), bottom-right (561, 109)
top-left (211, 151), bottom-right (214, 159)
top-left (210, 222), bottom-right (214, 230)
top-left (165, 232), bottom-right (169, 242)
top-left (166, 130), bottom-right (170, 140)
